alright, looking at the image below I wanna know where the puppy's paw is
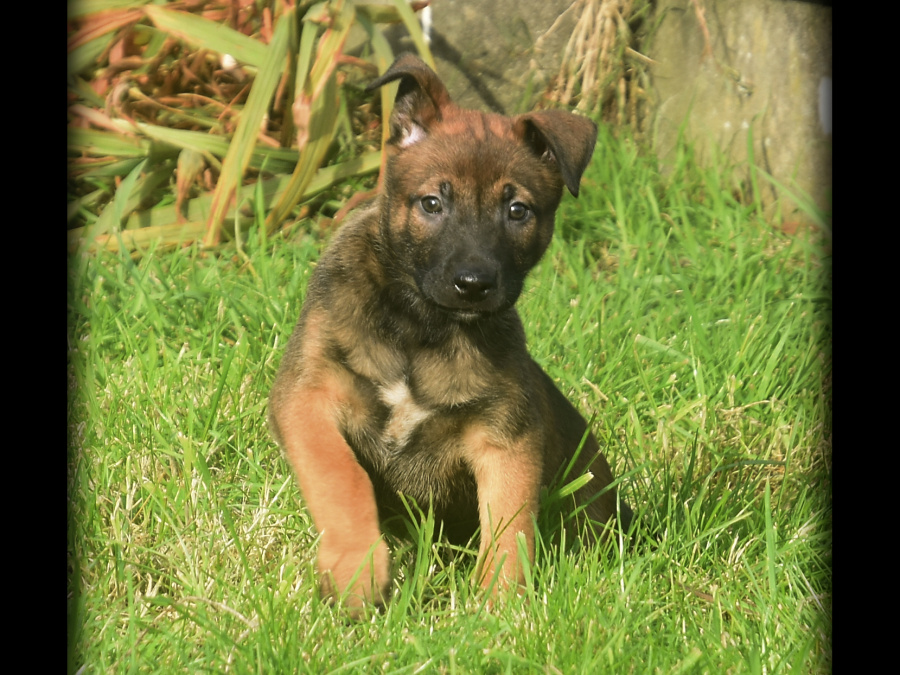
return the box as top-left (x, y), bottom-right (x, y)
top-left (474, 543), bottom-right (530, 601)
top-left (318, 538), bottom-right (392, 615)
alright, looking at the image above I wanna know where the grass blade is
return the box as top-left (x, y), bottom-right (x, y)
top-left (764, 480), bottom-right (778, 602)
top-left (634, 333), bottom-right (691, 364)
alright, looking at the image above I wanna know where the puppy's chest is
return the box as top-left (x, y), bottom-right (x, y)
top-left (359, 377), bottom-right (480, 518)
top-left (377, 380), bottom-right (435, 451)
top-left (338, 335), bottom-right (493, 455)
top-left (343, 373), bottom-right (473, 470)
top-left (373, 377), bottom-right (480, 458)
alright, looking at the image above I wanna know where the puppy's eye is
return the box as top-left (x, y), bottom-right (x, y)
top-left (421, 196), bottom-right (442, 214)
top-left (508, 202), bottom-right (529, 221)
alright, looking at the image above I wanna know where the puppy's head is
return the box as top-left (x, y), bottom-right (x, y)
top-left (366, 55), bottom-right (597, 320)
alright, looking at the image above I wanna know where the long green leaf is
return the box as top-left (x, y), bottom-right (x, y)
top-left (265, 77), bottom-right (342, 231)
top-left (68, 0), bottom-right (148, 20)
top-left (68, 128), bottom-right (151, 158)
top-left (134, 125), bottom-right (299, 174)
top-left (85, 158), bottom-right (148, 245)
top-left (73, 121), bottom-right (301, 174)
top-left (389, 0), bottom-right (434, 68)
top-left (294, 7), bottom-right (322, 96)
top-left (68, 151), bottom-right (381, 252)
top-left (355, 9), bottom-right (395, 74)
top-left (265, 0), bottom-right (355, 231)
top-left (68, 34), bottom-right (115, 76)
top-left (356, 7), bottom-right (396, 166)
top-left (308, 1), bottom-right (355, 101)
top-left (204, 9), bottom-right (293, 246)
top-left (73, 221), bottom-right (208, 255)
top-left (143, 5), bottom-right (268, 69)
top-left (353, 2), bottom-right (408, 23)
top-left (67, 7), bottom-right (144, 74)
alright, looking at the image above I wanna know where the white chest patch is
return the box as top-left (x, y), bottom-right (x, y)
top-left (379, 381), bottom-right (432, 449)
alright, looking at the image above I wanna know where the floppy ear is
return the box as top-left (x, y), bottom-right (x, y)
top-left (365, 54), bottom-right (455, 148)
top-left (515, 111), bottom-right (598, 197)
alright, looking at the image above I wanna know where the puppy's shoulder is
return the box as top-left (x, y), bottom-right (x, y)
top-left (325, 198), bottom-right (381, 250)
top-left (309, 197), bottom-right (383, 287)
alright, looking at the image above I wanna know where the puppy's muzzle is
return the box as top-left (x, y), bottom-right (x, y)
top-left (453, 265), bottom-right (497, 303)
top-left (423, 259), bottom-right (510, 316)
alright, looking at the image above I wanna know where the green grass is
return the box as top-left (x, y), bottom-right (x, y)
top-left (67, 126), bottom-right (831, 674)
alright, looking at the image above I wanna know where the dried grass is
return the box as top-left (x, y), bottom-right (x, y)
top-left (67, 1), bottom-right (431, 255)
top-left (545, 0), bottom-right (653, 131)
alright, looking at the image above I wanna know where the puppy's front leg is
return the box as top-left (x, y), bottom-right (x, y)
top-left (273, 380), bottom-right (391, 611)
top-left (465, 432), bottom-right (542, 593)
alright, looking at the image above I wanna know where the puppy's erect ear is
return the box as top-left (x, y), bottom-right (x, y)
top-left (365, 54), bottom-right (454, 149)
top-left (515, 111), bottom-right (598, 197)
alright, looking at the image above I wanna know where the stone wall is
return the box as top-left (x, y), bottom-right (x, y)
top-left (380, 0), bottom-right (581, 114)
top-left (646, 0), bottom-right (832, 226)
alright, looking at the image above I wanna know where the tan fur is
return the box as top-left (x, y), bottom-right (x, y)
top-left (462, 429), bottom-right (542, 590)
top-left (268, 55), bottom-right (631, 614)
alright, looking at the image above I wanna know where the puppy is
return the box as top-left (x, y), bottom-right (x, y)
top-left (268, 54), bottom-right (631, 612)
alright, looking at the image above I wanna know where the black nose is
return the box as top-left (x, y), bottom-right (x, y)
top-left (453, 267), bottom-right (497, 302)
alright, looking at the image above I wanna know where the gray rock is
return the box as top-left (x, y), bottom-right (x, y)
top-left (381, 0), bottom-right (580, 114)
top-left (647, 0), bottom-right (832, 226)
